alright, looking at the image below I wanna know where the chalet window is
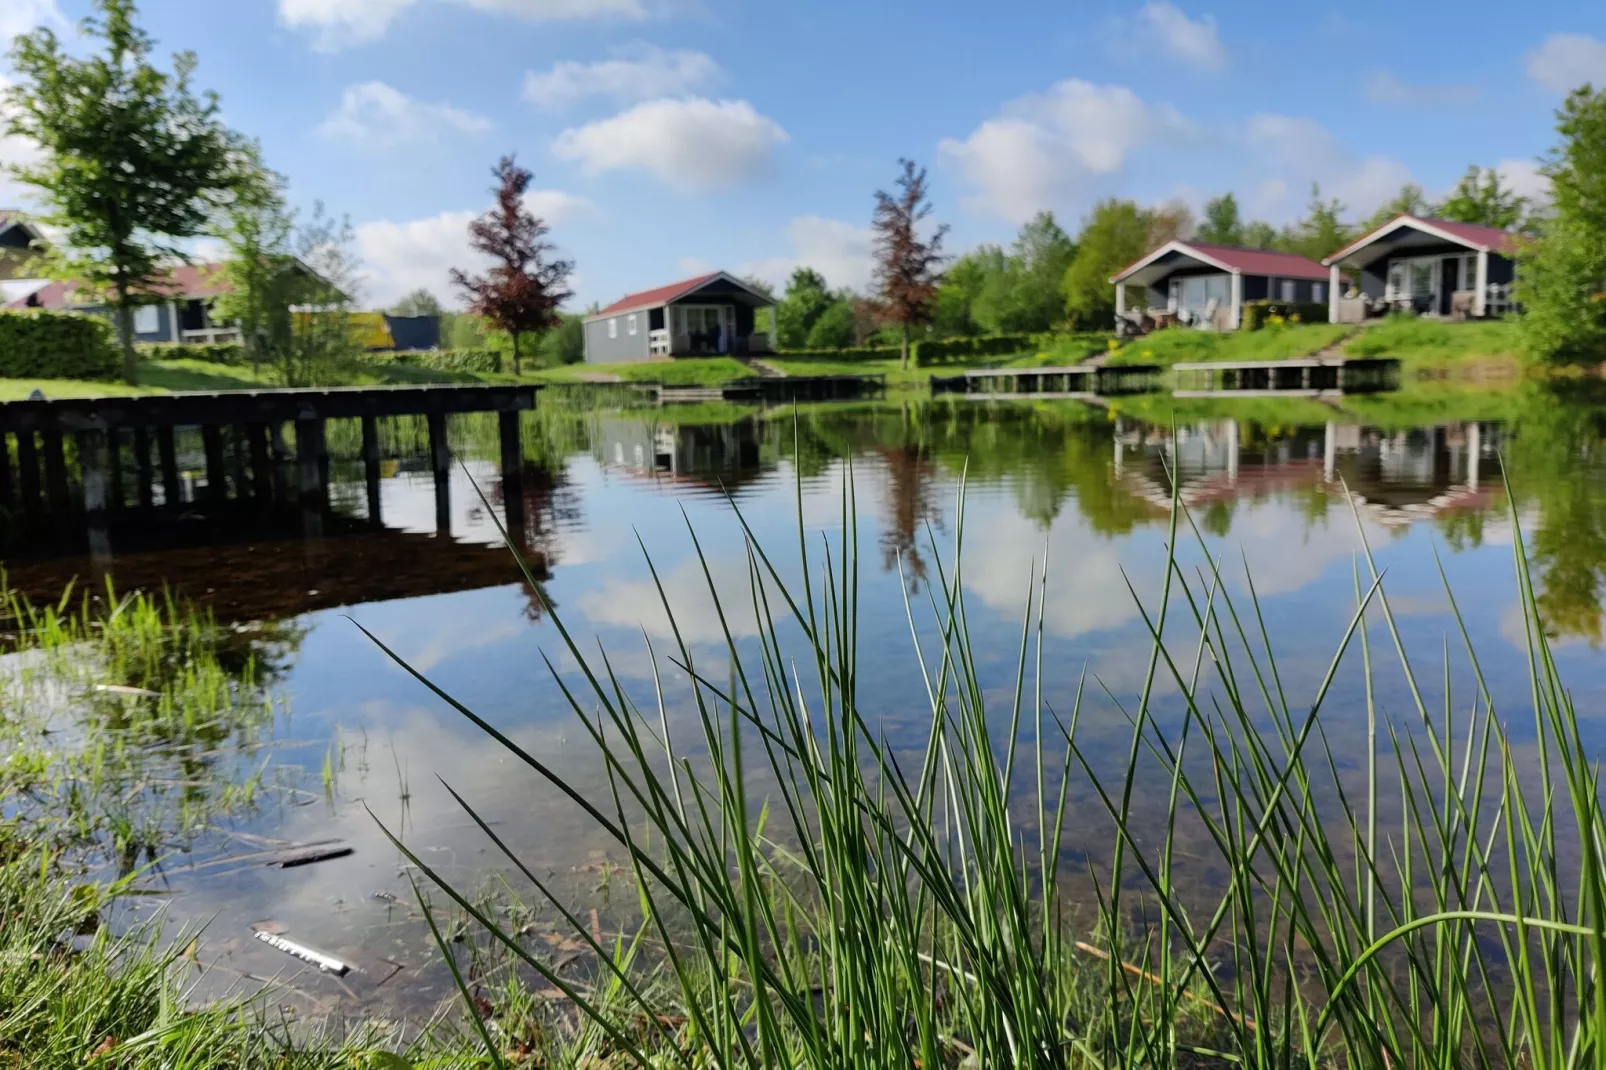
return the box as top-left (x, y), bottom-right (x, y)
top-left (1278, 279), bottom-right (1295, 302)
top-left (1313, 282), bottom-right (1326, 303)
top-left (608, 318), bottom-right (618, 339)
top-left (133, 305), bottom-right (159, 334)
top-left (627, 313), bottom-right (638, 336)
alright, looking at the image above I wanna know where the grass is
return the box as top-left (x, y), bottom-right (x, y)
top-left (1105, 322), bottom-right (1352, 367)
top-left (529, 356), bottom-right (756, 387)
top-left (1343, 316), bottom-right (1525, 370)
top-left (363, 462), bottom-right (1606, 1069)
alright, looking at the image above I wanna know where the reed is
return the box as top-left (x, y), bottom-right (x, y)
top-left (371, 450), bottom-right (1606, 1069)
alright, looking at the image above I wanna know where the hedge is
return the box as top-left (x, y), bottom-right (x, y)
top-left (362, 349), bottom-right (502, 373)
top-left (1241, 301), bottom-right (1330, 331)
top-left (772, 345), bottom-right (902, 362)
top-left (911, 334), bottom-right (1038, 366)
top-left (0, 311), bottom-right (119, 380)
top-left (136, 342), bottom-right (249, 365)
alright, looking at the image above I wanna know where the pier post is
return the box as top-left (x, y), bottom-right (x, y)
top-left (1324, 422), bottom-right (1336, 482)
top-left (295, 418), bottom-right (327, 539)
top-left (106, 429), bottom-right (123, 511)
top-left (202, 425), bottom-right (227, 502)
top-left (230, 425), bottom-right (250, 502)
top-left (1467, 422), bottom-right (1481, 492)
top-left (428, 412), bottom-right (451, 537)
top-left (15, 431), bottom-right (41, 531)
top-left (157, 427), bottom-right (181, 506)
top-left (498, 411), bottom-right (525, 543)
top-left (248, 424), bottom-right (272, 502)
top-left (0, 432), bottom-right (12, 514)
top-left (133, 426), bottom-right (154, 509)
top-left (361, 415), bottom-right (382, 526)
top-left (79, 429), bottom-right (111, 562)
top-left (42, 429), bottom-right (70, 519)
top-left (1226, 419), bottom-right (1240, 485)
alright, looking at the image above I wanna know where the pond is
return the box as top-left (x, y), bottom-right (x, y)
top-left (5, 383), bottom-right (1606, 1026)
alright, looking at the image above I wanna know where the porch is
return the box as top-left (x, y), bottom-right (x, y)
top-left (647, 302), bottom-right (772, 358)
top-left (1324, 216), bottom-right (1520, 324)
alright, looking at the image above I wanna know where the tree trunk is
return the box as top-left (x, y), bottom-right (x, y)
top-left (511, 332), bottom-right (522, 376)
top-left (899, 324), bottom-right (911, 371)
top-left (115, 283), bottom-right (137, 386)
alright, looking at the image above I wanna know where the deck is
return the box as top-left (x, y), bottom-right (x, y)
top-left (929, 363), bottom-right (1161, 399)
top-left (1171, 358), bottom-right (1399, 398)
top-left (647, 374), bottom-right (886, 405)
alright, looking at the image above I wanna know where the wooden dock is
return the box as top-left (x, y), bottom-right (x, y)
top-left (0, 384), bottom-right (540, 558)
top-left (1172, 358), bottom-right (1398, 398)
top-left (929, 363), bottom-right (1161, 399)
top-left (651, 374), bottom-right (886, 405)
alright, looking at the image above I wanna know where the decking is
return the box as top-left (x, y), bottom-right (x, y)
top-left (647, 374), bottom-right (886, 405)
top-left (929, 364), bottom-right (1161, 400)
top-left (1171, 358), bottom-right (1399, 398)
top-left (0, 384), bottom-right (541, 558)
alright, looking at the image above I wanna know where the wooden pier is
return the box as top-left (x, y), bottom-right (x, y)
top-left (0, 384), bottom-right (539, 557)
top-left (929, 363), bottom-right (1160, 400)
top-left (1172, 358), bottom-right (1398, 398)
top-left (650, 373), bottom-right (886, 405)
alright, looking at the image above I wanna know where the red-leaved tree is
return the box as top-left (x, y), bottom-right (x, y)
top-left (451, 155), bottom-right (573, 374)
top-left (872, 159), bottom-right (948, 369)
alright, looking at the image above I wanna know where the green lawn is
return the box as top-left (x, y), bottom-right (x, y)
top-left (1104, 323), bottom-right (1352, 367)
top-left (0, 358), bottom-right (500, 401)
top-left (1342, 316), bottom-right (1524, 369)
top-left (530, 356), bottom-right (755, 387)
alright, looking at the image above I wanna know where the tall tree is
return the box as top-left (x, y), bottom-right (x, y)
top-left (1061, 199), bottom-right (1153, 330)
top-left (1146, 199), bottom-right (1196, 248)
top-left (774, 267), bottom-right (834, 348)
top-left (1520, 86), bottom-right (1606, 363)
top-left (451, 155), bottom-right (573, 375)
top-left (4, 0), bottom-right (244, 384)
top-left (1280, 184), bottom-right (1352, 263)
top-left (1241, 220), bottom-right (1280, 249)
top-left (391, 288), bottom-right (444, 317)
top-left (1196, 193), bottom-right (1245, 245)
top-left (1437, 166), bottom-right (1528, 231)
top-left (1002, 211), bottom-right (1076, 332)
top-left (805, 297), bottom-right (857, 349)
top-left (1365, 183), bottom-right (1432, 231)
top-left (872, 159), bottom-right (948, 369)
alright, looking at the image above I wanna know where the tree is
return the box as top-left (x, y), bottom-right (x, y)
top-left (1241, 220), bottom-right (1280, 249)
top-left (1061, 199), bottom-right (1152, 330)
top-left (451, 155), bottom-right (573, 375)
top-left (774, 267), bottom-right (834, 348)
top-left (1519, 86), bottom-right (1606, 364)
top-left (1000, 211), bottom-right (1076, 332)
top-left (537, 313), bottom-right (584, 365)
top-left (805, 298), bottom-right (857, 349)
top-left (1196, 193), bottom-right (1244, 245)
top-left (1280, 184), bottom-right (1352, 263)
top-left (931, 251), bottom-right (986, 337)
top-left (1437, 166), bottom-right (1528, 231)
top-left (872, 159), bottom-right (948, 369)
top-left (1362, 184), bottom-right (1431, 232)
top-left (4, 0), bottom-right (244, 384)
top-left (1146, 199), bottom-right (1195, 248)
top-left (391, 288), bottom-right (444, 317)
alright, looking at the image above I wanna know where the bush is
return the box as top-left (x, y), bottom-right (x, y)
top-left (361, 348), bottom-right (502, 373)
top-left (773, 345), bottom-right (902, 362)
top-left (136, 343), bottom-right (249, 365)
top-left (912, 334), bottom-right (1038, 365)
top-left (0, 311), bottom-right (118, 380)
top-left (1241, 300), bottom-right (1329, 331)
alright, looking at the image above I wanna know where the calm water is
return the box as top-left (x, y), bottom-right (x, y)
top-left (8, 385), bottom-right (1606, 1021)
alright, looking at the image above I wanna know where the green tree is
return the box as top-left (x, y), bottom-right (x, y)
top-left (1436, 166), bottom-right (1528, 231)
top-left (1520, 86), bottom-right (1606, 364)
top-left (1279, 184), bottom-right (1352, 263)
top-left (3, 0), bottom-right (244, 384)
top-left (1001, 211), bottom-right (1075, 332)
top-left (804, 298), bottom-right (857, 349)
top-left (537, 313), bottom-right (584, 365)
top-left (871, 159), bottom-right (948, 369)
top-left (775, 267), bottom-right (834, 348)
top-left (1062, 199), bottom-right (1152, 330)
top-left (442, 311), bottom-right (488, 349)
top-left (1364, 183), bottom-right (1432, 231)
top-left (930, 251), bottom-right (987, 337)
top-left (1242, 220), bottom-right (1280, 249)
top-left (1196, 193), bottom-right (1244, 245)
top-left (391, 288), bottom-right (444, 317)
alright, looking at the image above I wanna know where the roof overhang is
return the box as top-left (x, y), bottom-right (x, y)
top-left (584, 271), bottom-right (775, 323)
top-left (1110, 241), bottom-right (1237, 287)
top-left (1324, 216), bottom-right (1494, 268)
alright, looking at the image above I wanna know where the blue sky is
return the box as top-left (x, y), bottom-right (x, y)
top-left (1, 0), bottom-right (1602, 310)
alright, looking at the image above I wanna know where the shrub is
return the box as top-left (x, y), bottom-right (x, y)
top-left (773, 345), bottom-right (902, 362)
top-left (361, 349), bottom-right (502, 373)
top-left (912, 334), bottom-right (1039, 365)
top-left (1241, 300), bottom-right (1329, 331)
top-left (0, 311), bottom-right (119, 380)
top-left (136, 342), bottom-right (249, 365)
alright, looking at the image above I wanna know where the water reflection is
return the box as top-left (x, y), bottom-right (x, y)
top-left (8, 386), bottom-right (1606, 1017)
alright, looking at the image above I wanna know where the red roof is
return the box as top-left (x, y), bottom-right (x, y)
top-left (3, 263), bottom-right (231, 310)
top-left (590, 273), bottom-right (720, 320)
top-left (1112, 240), bottom-right (1328, 282)
top-left (1326, 215), bottom-right (1523, 263)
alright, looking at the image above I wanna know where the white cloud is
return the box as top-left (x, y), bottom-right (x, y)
top-left (317, 81), bottom-right (492, 146)
top-left (1497, 157), bottom-right (1550, 205)
top-left (524, 44), bottom-right (720, 108)
top-left (1525, 33), bottom-right (1606, 93)
top-left (1364, 70), bottom-right (1479, 105)
top-left (356, 190), bottom-right (594, 308)
top-left (741, 216), bottom-right (874, 293)
top-left (552, 97), bottom-right (787, 193)
top-left (939, 80), bottom-right (1193, 223)
top-left (0, 0), bottom-right (65, 44)
top-left (1243, 113), bottom-right (1412, 220)
top-left (0, 75), bottom-right (42, 208)
top-left (280, 0), bottom-right (646, 52)
top-left (1134, 2), bottom-right (1226, 71)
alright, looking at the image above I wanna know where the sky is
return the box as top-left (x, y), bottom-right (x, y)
top-left (0, 0), bottom-right (1602, 311)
